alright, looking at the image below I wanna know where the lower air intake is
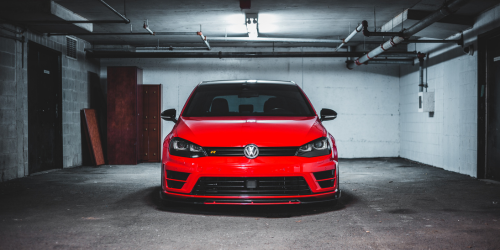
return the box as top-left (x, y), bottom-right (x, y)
top-left (192, 177), bottom-right (312, 196)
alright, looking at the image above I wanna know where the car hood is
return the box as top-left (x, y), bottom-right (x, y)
top-left (174, 116), bottom-right (326, 147)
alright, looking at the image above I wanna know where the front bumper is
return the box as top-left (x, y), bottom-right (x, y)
top-left (160, 189), bottom-right (341, 205)
top-left (161, 155), bottom-right (339, 205)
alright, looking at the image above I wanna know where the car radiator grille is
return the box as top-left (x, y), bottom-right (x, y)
top-left (204, 147), bottom-right (298, 156)
top-left (192, 177), bottom-right (312, 196)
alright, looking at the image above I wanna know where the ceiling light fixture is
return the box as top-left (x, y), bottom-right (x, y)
top-left (246, 14), bottom-right (258, 38)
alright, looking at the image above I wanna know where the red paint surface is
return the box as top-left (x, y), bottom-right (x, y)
top-left (161, 83), bottom-right (339, 204)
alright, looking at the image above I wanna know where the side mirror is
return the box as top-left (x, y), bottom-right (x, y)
top-left (161, 109), bottom-right (177, 123)
top-left (320, 108), bottom-right (337, 122)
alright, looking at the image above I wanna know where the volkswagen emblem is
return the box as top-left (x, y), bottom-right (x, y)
top-left (244, 144), bottom-right (259, 159)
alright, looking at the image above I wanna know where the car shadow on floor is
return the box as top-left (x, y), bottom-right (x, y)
top-left (142, 186), bottom-right (358, 218)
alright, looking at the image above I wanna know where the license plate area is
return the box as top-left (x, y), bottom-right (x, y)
top-left (246, 179), bottom-right (257, 189)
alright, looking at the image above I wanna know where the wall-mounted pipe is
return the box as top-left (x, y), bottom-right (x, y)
top-left (98, 0), bottom-right (130, 24)
top-left (207, 37), bottom-right (343, 43)
top-left (418, 52), bottom-right (426, 92)
top-left (347, 0), bottom-right (470, 68)
top-left (334, 23), bottom-right (363, 52)
top-left (87, 51), bottom-right (417, 59)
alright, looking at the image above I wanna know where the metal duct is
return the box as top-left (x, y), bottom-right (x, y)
top-left (86, 51), bottom-right (417, 59)
top-left (335, 23), bottom-right (363, 52)
top-left (348, 0), bottom-right (470, 68)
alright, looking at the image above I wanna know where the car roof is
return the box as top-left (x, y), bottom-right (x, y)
top-left (199, 80), bottom-right (296, 85)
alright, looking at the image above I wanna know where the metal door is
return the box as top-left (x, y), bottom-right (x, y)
top-left (486, 34), bottom-right (500, 181)
top-left (28, 42), bottom-right (62, 173)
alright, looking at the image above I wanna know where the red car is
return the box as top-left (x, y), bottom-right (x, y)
top-left (160, 80), bottom-right (339, 205)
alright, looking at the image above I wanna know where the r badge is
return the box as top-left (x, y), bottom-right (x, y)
top-left (244, 144), bottom-right (259, 159)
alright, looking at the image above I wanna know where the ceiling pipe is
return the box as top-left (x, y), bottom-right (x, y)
top-left (347, 0), bottom-right (470, 69)
top-left (50, 31), bottom-right (199, 36)
top-left (136, 47), bottom-right (209, 51)
top-left (198, 32), bottom-right (211, 50)
top-left (18, 20), bottom-right (128, 24)
top-left (367, 59), bottom-right (414, 65)
top-left (47, 31), bottom-right (198, 36)
top-left (335, 23), bottom-right (363, 52)
top-left (98, 0), bottom-right (130, 24)
top-left (0, 26), bottom-right (26, 35)
top-left (207, 37), bottom-right (343, 43)
top-left (87, 51), bottom-right (417, 59)
top-left (0, 33), bottom-right (25, 42)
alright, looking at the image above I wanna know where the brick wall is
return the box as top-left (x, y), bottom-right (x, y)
top-left (399, 4), bottom-right (500, 177)
top-left (0, 26), bottom-right (99, 182)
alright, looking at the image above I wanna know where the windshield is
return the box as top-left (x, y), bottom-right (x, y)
top-left (182, 83), bottom-right (315, 117)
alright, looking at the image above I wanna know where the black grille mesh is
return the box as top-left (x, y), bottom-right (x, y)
top-left (192, 177), bottom-right (311, 196)
top-left (204, 147), bottom-right (298, 156)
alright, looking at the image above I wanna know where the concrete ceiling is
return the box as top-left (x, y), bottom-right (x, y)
top-left (1, 0), bottom-right (498, 48)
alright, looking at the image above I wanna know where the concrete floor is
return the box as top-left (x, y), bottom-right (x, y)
top-left (1, 158), bottom-right (499, 250)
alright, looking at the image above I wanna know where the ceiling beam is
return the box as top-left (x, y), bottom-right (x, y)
top-left (381, 9), bottom-right (474, 32)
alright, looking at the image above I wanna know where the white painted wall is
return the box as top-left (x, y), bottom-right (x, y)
top-left (101, 48), bottom-right (400, 158)
top-left (399, 4), bottom-right (500, 177)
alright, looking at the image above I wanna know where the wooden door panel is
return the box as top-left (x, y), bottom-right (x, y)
top-left (149, 126), bottom-right (159, 161)
top-left (141, 84), bottom-right (161, 162)
top-left (142, 124), bottom-right (150, 161)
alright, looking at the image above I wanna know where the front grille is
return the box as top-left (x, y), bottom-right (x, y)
top-left (204, 147), bottom-right (298, 156)
top-left (192, 177), bottom-right (312, 196)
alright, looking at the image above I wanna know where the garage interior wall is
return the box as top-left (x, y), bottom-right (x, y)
top-left (100, 53), bottom-right (401, 159)
top-left (0, 27), bottom-right (100, 182)
top-left (399, 4), bottom-right (500, 177)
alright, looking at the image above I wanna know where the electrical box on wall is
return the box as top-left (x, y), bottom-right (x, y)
top-left (418, 92), bottom-right (435, 112)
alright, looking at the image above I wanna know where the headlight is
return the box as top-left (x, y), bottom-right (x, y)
top-left (296, 137), bottom-right (331, 157)
top-left (169, 138), bottom-right (206, 158)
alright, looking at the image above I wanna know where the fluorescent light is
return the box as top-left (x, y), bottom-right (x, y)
top-left (246, 14), bottom-right (258, 38)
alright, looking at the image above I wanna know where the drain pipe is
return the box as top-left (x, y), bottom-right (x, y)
top-left (98, 0), bottom-right (130, 23)
top-left (143, 20), bottom-right (154, 35)
top-left (334, 23), bottom-right (363, 52)
top-left (347, 0), bottom-right (470, 68)
top-left (198, 32), bottom-right (211, 50)
top-left (418, 52), bottom-right (426, 92)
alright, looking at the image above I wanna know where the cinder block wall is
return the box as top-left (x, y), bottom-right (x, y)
top-left (0, 26), bottom-right (99, 182)
top-left (399, 4), bottom-right (500, 177)
top-left (101, 50), bottom-right (401, 158)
